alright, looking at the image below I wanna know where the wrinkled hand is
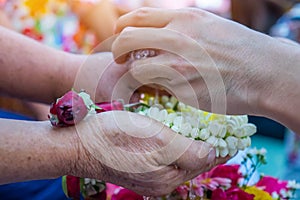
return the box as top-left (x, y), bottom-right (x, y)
top-left (71, 111), bottom-right (227, 196)
top-left (112, 8), bottom-right (290, 116)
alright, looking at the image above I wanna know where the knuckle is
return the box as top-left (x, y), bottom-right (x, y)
top-left (119, 27), bottom-right (133, 39)
top-left (179, 8), bottom-right (207, 20)
top-left (130, 64), bottom-right (143, 78)
top-left (132, 7), bottom-right (152, 20)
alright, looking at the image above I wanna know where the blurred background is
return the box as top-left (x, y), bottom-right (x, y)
top-left (0, 0), bottom-right (300, 197)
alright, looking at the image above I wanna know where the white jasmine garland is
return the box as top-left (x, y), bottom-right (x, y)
top-left (199, 128), bottom-right (210, 140)
top-left (191, 128), bottom-right (199, 138)
top-left (138, 96), bottom-right (257, 157)
top-left (228, 148), bottom-right (238, 157)
top-left (219, 147), bottom-right (229, 158)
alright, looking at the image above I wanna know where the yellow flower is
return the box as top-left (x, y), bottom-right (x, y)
top-left (166, 109), bottom-right (175, 113)
top-left (23, 0), bottom-right (49, 17)
top-left (244, 186), bottom-right (273, 200)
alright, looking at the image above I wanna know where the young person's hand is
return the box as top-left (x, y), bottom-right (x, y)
top-left (112, 8), bottom-right (300, 133)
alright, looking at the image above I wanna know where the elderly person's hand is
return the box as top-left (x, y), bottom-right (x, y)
top-left (0, 111), bottom-right (227, 196)
top-left (72, 111), bottom-right (227, 196)
top-left (112, 7), bottom-right (300, 133)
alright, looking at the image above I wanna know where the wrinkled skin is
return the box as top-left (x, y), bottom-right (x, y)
top-left (71, 111), bottom-right (228, 196)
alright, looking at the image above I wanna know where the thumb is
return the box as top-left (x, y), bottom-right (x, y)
top-left (151, 130), bottom-right (226, 172)
top-left (173, 140), bottom-right (229, 173)
top-left (174, 140), bottom-right (215, 171)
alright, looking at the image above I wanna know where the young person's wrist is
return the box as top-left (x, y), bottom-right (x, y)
top-left (254, 39), bottom-right (300, 132)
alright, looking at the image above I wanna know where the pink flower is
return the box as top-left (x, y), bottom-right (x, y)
top-left (49, 91), bottom-right (88, 127)
top-left (95, 101), bottom-right (124, 113)
top-left (106, 183), bottom-right (121, 198)
top-left (210, 164), bottom-right (242, 186)
top-left (192, 171), bottom-right (231, 197)
top-left (111, 187), bottom-right (143, 200)
top-left (175, 185), bottom-right (189, 199)
top-left (256, 176), bottom-right (288, 195)
top-left (211, 187), bottom-right (254, 200)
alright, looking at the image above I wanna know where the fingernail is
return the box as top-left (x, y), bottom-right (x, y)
top-left (124, 26), bottom-right (136, 31)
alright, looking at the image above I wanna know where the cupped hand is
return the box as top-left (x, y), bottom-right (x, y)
top-left (71, 111), bottom-right (227, 196)
top-left (111, 7), bottom-right (292, 116)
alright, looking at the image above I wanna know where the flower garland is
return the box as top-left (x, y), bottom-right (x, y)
top-left (135, 94), bottom-right (256, 158)
top-left (48, 90), bottom-right (299, 199)
top-left (3, 0), bottom-right (96, 53)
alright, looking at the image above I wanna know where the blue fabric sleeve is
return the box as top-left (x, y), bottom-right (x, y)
top-left (0, 109), bottom-right (68, 200)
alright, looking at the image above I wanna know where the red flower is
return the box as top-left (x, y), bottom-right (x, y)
top-left (211, 188), bottom-right (227, 200)
top-left (22, 28), bottom-right (43, 41)
top-left (48, 91), bottom-right (88, 127)
top-left (211, 187), bottom-right (254, 200)
top-left (95, 101), bottom-right (124, 113)
top-left (256, 176), bottom-right (288, 195)
top-left (66, 175), bottom-right (81, 200)
top-left (111, 188), bottom-right (143, 200)
top-left (85, 190), bottom-right (107, 200)
top-left (210, 164), bottom-right (242, 186)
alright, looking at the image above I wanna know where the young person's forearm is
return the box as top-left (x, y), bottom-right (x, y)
top-left (0, 26), bottom-right (85, 103)
top-left (255, 40), bottom-right (300, 134)
top-left (0, 119), bottom-right (77, 184)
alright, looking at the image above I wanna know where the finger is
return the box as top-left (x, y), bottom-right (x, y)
top-left (112, 27), bottom-right (184, 63)
top-left (128, 54), bottom-right (201, 108)
top-left (114, 7), bottom-right (175, 33)
top-left (129, 53), bottom-right (195, 83)
top-left (150, 126), bottom-right (216, 171)
top-left (166, 155), bottom-right (229, 195)
top-left (173, 140), bottom-right (216, 171)
top-left (184, 155), bottom-right (229, 180)
top-left (129, 54), bottom-right (182, 84)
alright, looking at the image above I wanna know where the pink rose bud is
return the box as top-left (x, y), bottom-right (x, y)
top-left (48, 91), bottom-right (88, 127)
top-left (95, 101), bottom-right (124, 113)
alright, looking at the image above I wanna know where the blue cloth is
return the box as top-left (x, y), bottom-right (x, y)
top-left (0, 109), bottom-right (68, 200)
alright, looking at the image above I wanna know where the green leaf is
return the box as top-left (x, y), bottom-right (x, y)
top-left (61, 175), bottom-right (69, 198)
top-left (80, 178), bottom-right (86, 198)
top-left (91, 104), bottom-right (101, 110)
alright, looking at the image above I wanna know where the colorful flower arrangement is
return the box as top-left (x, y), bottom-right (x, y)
top-left (48, 90), bottom-right (299, 200)
top-left (107, 148), bottom-right (300, 200)
top-left (3, 0), bottom-right (96, 53)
